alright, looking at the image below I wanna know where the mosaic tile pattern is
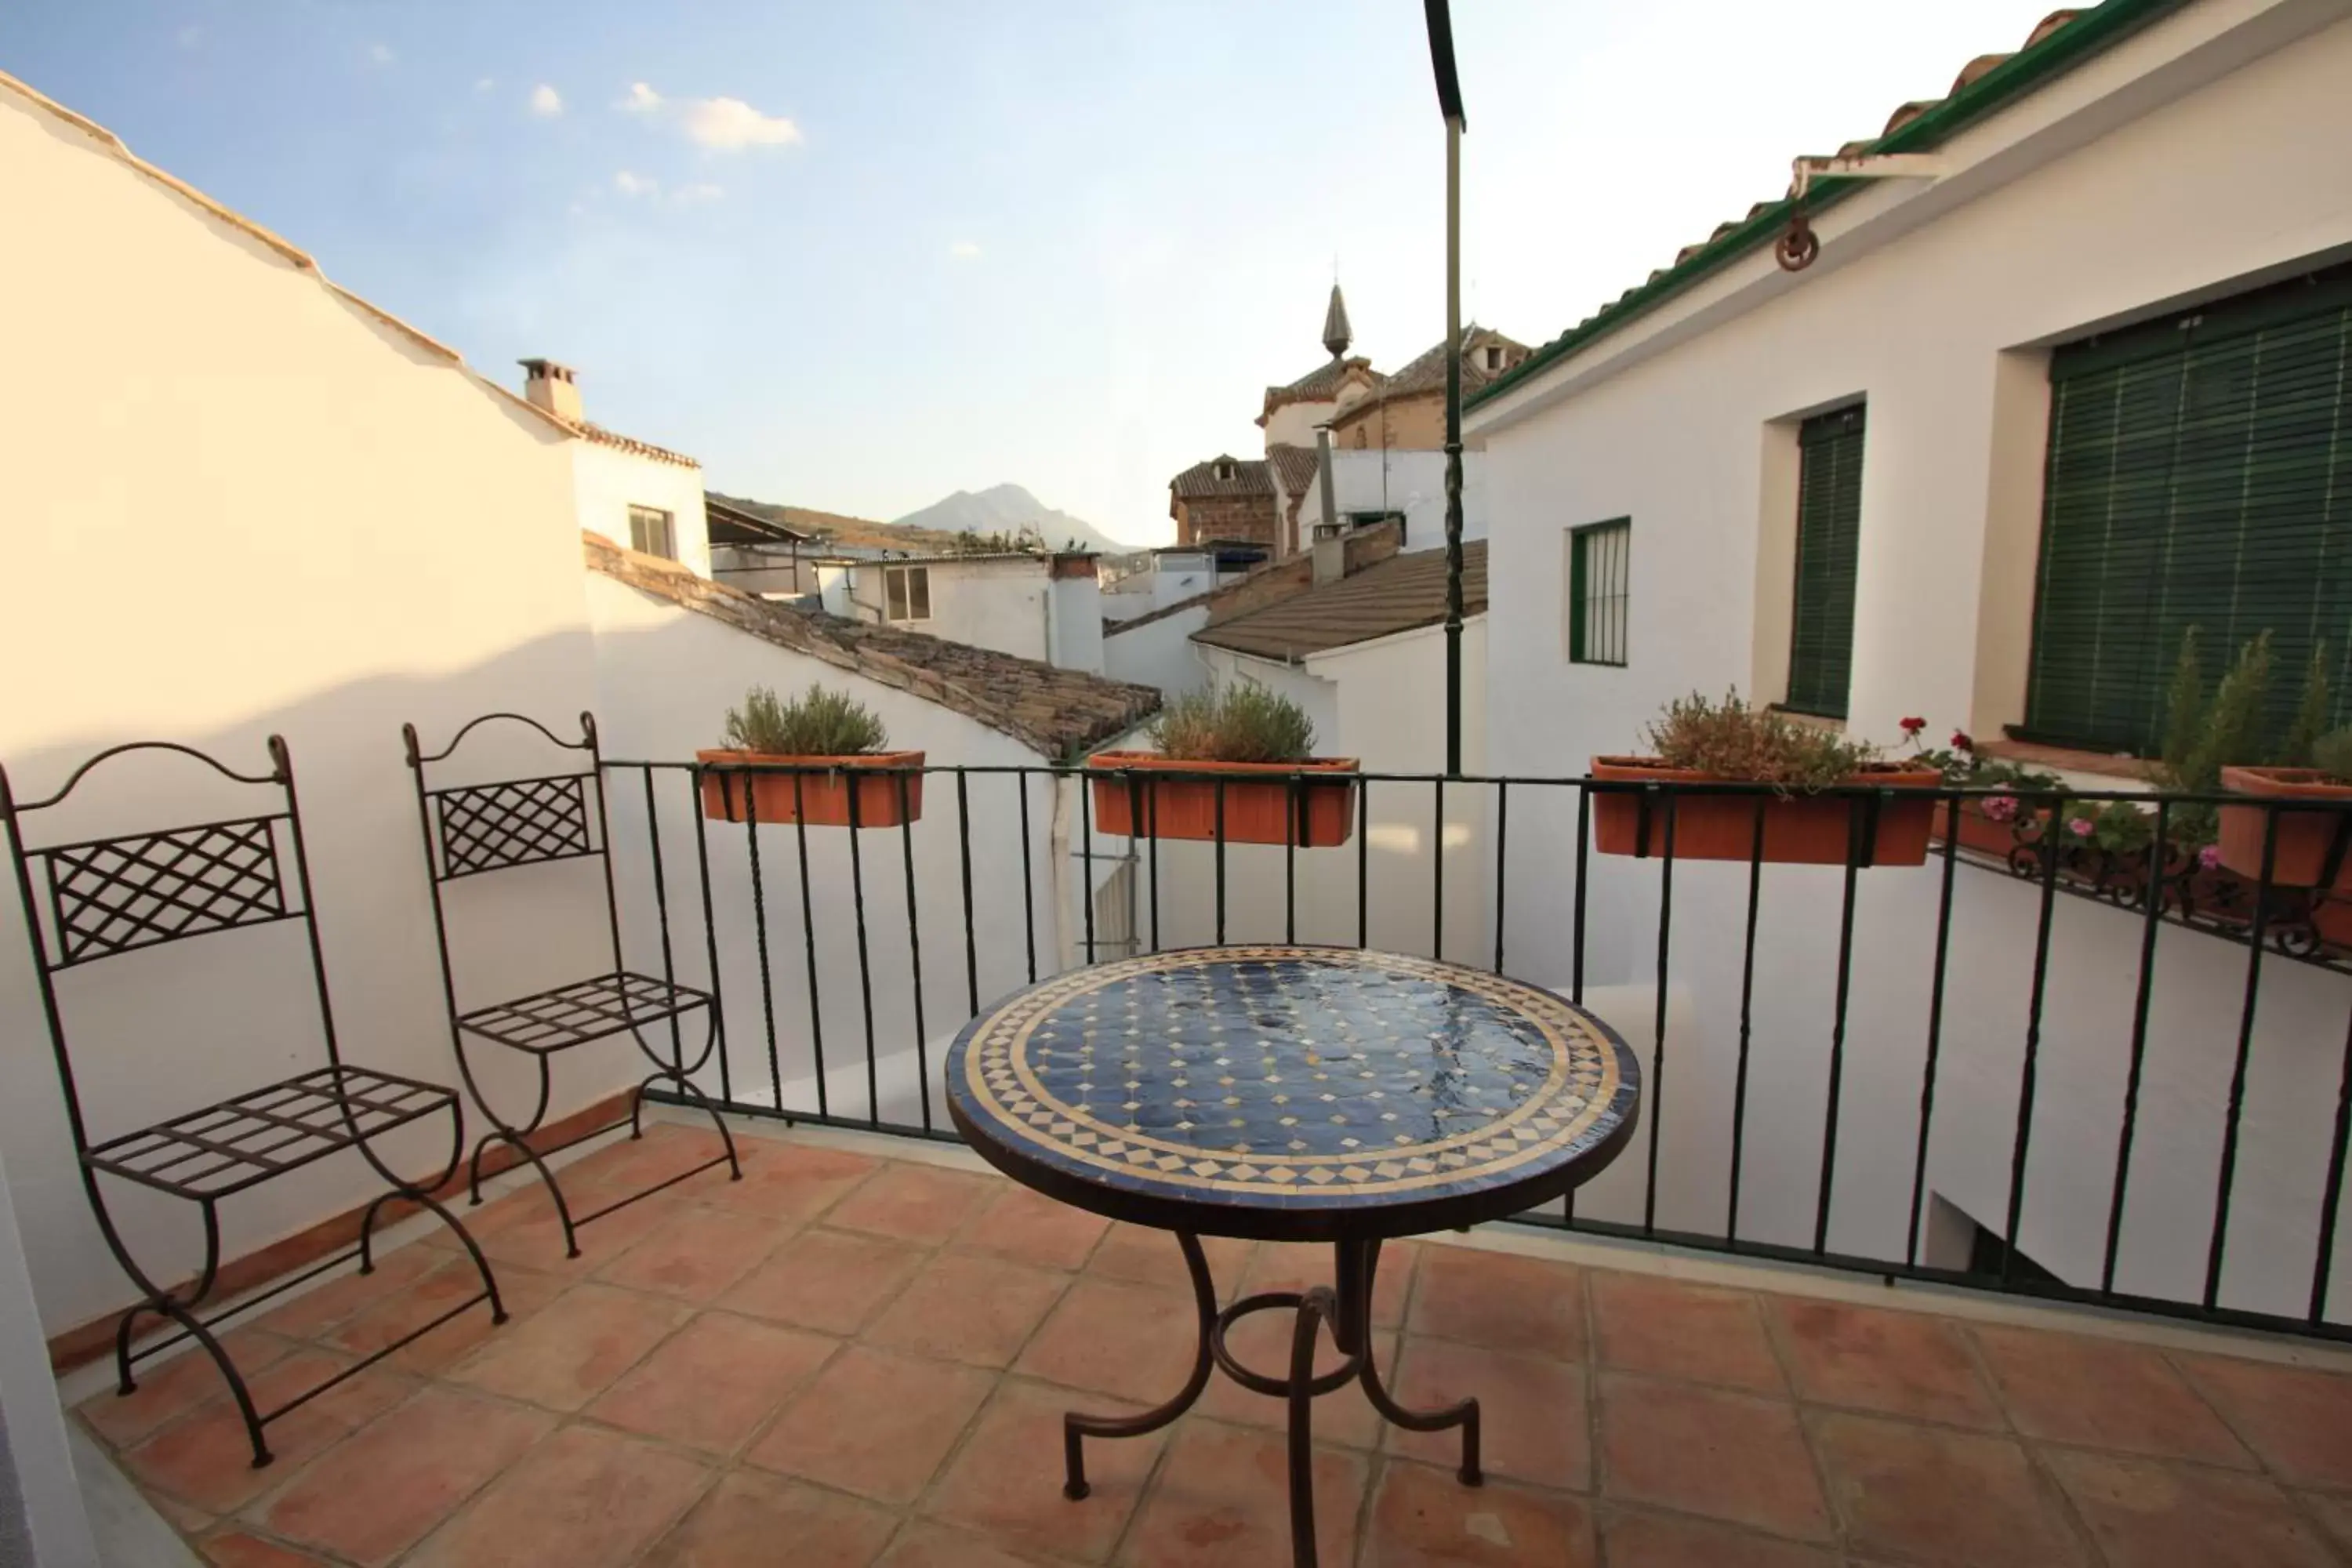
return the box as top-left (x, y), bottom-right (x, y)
top-left (947, 947), bottom-right (1639, 1211)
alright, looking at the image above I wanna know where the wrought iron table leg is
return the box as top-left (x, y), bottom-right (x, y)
top-left (1287, 1284), bottom-right (1338, 1566)
top-left (1064, 1230), bottom-right (1216, 1500)
top-left (1349, 1238), bottom-right (1482, 1484)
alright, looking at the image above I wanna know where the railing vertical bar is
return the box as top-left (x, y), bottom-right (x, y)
top-left (1214, 778), bottom-right (1227, 947)
top-left (793, 772), bottom-right (827, 1120)
top-left (1142, 773), bottom-right (1160, 954)
top-left (846, 778), bottom-right (880, 1128)
top-left (2309, 1000), bottom-right (2352, 1325)
top-left (640, 769), bottom-right (684, 1075)
top-left (1572, 785), bottom-right (1590, 1007)
top-left (1643, 792), bottom-right (1675, 1236)
top-left (2205, 805), bottom-right (2281, 1309)
top-left (2002, 799), bottom-right (2067, 1287)
top-left (742, 771), bottom-right (782, 1111)
top-left (1432, 777), bottom-right (1446, 963)
top-left (1906, 796), bottom-right (1962, 1269)
top-left (1018, 771), bottom-right (1038, 985)
top-left (1356, 777), bottom-right (1370, 949)
top-left (898, 772), bottom-right (931, 1133)
top-left (1284, 772), bottom-right (1298, 946)
top-left (1727, 798), bottom-right (1765, 1245)
top-left (956, 769), bottom-right (979, 1018)
top-left (1813, 804), bottom-right (1864, 1257)
top-left (688, 766), bottom-right (731, 1105)
top-left (1081, 767), bottom-right (1097, 967)
top-left (2102, 799), bottom-right (2169, 1294)
top-left (1491, 781), bottom-right (1508, 975)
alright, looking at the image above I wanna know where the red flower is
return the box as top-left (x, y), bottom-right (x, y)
top-left (1899, 716), bottom-right (1926, 735)
top-left (1951, 730), bottom-right (1974, 752)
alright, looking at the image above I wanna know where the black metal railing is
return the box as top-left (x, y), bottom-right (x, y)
top-left (595, 756), bottom-right (2352, 1345)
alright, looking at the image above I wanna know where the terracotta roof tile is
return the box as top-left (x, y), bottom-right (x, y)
top-left (1170, 455), bottom-right (1274, 499)
top-left (1266, 443), bottom-right (1321, 495)
top-left (1194, 542), bottom-right (1488, 660)
top-left (578, 421), bottom-right (699, 469)
top-left (585, 533), bottom-right (1159, 758)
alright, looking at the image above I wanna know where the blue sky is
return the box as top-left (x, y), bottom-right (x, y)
top-left (7, 2), bottom-right (2063, 543)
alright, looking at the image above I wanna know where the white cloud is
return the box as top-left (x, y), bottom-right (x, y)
top-left (368, 42), bottom-right (395, 67)
top-left (619, 82), bottom-right (662, 114)
top-left (529, 83), bottom-right (563, 117)
top-left (613, 169), bottom-right (659, 198)
top-left (683, 96), bottom-right (800, 151)
top-left (674, 183), bottom-right (726, 205)
top-left (474, 76), bottom-right (496, 94)
top-left (948, 239), bottom-right (982, 260)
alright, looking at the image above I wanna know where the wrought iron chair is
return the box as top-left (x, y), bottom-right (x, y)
top-left (0, 737), bottom-right (503, 1469)
top-left (402, 712), bottom-right (739, 1258)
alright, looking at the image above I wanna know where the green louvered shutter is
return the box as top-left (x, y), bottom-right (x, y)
top-left (1786, 405), bottom-right (1866, 719)
top-left (2024, 266), bottom-right (2352, 753)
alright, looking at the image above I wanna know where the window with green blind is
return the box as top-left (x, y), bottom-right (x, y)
top-left (2024, 264), bottom-right (2352, 754)
top-left (1568, 518), bottom-right (1630, 666)
top-left (1786, 405), bottom-right (1866, 718)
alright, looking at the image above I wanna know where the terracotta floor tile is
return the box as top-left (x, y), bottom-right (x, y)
top-left (321, 1257), bottom-right (561, 1377)
top-left (2179, 1353), bottom-right (2352, 1488)
top-left (1599, 1509), bottom-right (1839, 1567)
top-left (121, 1352), bottom-right (410, 1513)
top-left (1084, 1225), bottom-right (1253, 1301)
top-left (825, 1163), bottom-right (998, 1246)
top-left (254, 1246), bottom-right (446, 1340)
top-left (79, 1326), bottom-right (299, 1449)
top-left (474, 1185), bottom-right (687, 1272)
top-left (720, 1226), bottom-right (927, 1335)
top-left (953, 1185), bottom-right (1112, 1272)
top-left (1591, 1271), bottom-right (1784, 1395)
top-left (1764, 1296), bottom-right (2001, 1428)
top-left (1410, 1247), bottom-right (1585, 1359)
top-left (591, 1203), bottom-right (787, 1303)
top-left (2047, 1447), bottom-right (2336, 1568)
top-left (1810, 1410), bottom-right (2082, 1566)
top-left (1363, 1460), bottom-right (1596, 1566)
top-left (1385, 1337), bottom-right (1589, 1491)
top-left (1598, 1373), bottom-right (1831, 1542)
top-left (1014, 1277), bottom-right (1208, 1405)
top-left (1973, 1325), bottom-right (2252, 1467)
top-left (564, 1123), bottom-right (739, 1200)
top-left (744, 1345), bottom-right (993, 1504)
top-left (1197, 1318), bottom-right (1395, 1450)
top-left (254, 1386), bottom-right (551, 1566)
top-left (588, 1311), bottom-right (836, 1452)
top-left (2299, 1489), bottom-right (2352, 1555)
top-left (1242, 1239), bottom-right (1417, 1330)
top-left (924, 1379), bottom-right (1164, 1563)
top-left (149, 1492), bottom-right (217, 1535)
top-left (640, 1470), bottom-right (895, 1568)
top-left (865, 1251), bottom-right (1069, 1369)
top-left (874, 1521), bottom-right (1057, 1567)
top-left (405, 1424), bottom-right (711, 1568)
top-left (1117, 1417), bottom-right (1367, 1568)
top-left (694, 1140), bottom-right (880, 1225)
top-left (201, 1530), bottom-right (334, 1566)
top-left (446, 1283), bottom-right (688, 1411)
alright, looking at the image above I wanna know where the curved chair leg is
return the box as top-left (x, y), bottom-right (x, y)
top-left (644, 1067), bottom-right (743, 1183)
top-left (409, 1190), bottom-right (508, 1323)
top-left (1064, 1232), bottom-right (1217, 1501)
top-left (89, 1191), bottom-right (271, 1466)
top-left (468, 1126), bottom-right (580, 1258)
top-left (152, 1295), bottom-right (274, 1468)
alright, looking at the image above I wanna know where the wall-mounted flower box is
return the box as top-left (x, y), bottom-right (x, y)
top-left (1086, 753), bottom-right (1359, 848)
top-left (696, 751), bottom-right (927, 828)
top-left (1589, 757), bottom-right (1941, 866)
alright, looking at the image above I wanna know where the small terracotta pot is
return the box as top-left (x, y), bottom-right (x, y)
top-left (2217, 766), bottom-right (2352, 887)
top-left (696, 750), bottom-right (926, 827)
top-left (1589, 757), bottom-right (1941, 866)
top-left (1086, 752), bottom-right (1359, 848)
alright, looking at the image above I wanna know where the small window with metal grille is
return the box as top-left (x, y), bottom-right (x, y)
top-left (628, 505), bottom-right (677, 561)
top-left (1566, 518), bottom-right (1630, 667)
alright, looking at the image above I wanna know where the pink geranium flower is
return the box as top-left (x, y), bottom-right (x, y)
top-left (2198, 844), bottom-right (2222, 870)
top-left (2067, 817), bottom-right (2095, 837)
top-left (1981, 795), bottom-right (2017, 822)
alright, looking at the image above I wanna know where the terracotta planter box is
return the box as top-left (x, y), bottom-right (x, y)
top-left (1589, 757), bottom-right (1941, 866)
top-left (2217, 766), bottom-right (2352, 887)
top-left (1932, 799), bottom-right (2031, 860)
top-left (696, 750), bottom-right (925, 828)
top-left (1086, 752), bottom-right (1359, 848)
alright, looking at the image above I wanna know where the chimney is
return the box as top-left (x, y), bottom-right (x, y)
top-left (518, 358), bottom-right (583, 423)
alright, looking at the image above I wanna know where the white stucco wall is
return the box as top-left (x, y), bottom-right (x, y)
top-left (1468, 2), bottom-right (2352, 1314)
top-left (573, 441), bottom-right (710, 579)
top-left (0, 81), bottom-right (611, 1335)
top-left (1103, 607), bottom-right (1215, 699)
top-left (1048, 575), bottom-right (1105, 675)
top-left (1102, 557), bottom-right (1215, 622)
top-left (846, 559), bottom-right (1056, 663)
top-left (587, 575), bottom-right (1062, 1131)
top-left (1301, 449), bottom-right (1489, 554)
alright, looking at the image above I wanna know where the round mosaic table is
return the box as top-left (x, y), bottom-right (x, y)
top-left (944, 946), bottom-right (1641, 1567)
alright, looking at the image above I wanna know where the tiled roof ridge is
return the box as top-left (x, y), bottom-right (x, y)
top-left (585, 532), bottom-right (1160, 758)
top-left (1471, 4), bottom-right (2136, 412)
top-left (0, 69), bottom-right (577, 445)
top-left (577, 421), bottom-right (699, 470)
top-left (1194, 539), bottom-right (1490, 660)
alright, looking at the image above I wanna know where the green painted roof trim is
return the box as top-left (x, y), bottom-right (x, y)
top-left (1468, 0), bottom-right (2193, 416)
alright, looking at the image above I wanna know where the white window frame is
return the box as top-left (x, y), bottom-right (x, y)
top-left (885, 564), bottom-right (932, 622)
top-left (627, 505), bottom-right (677, 561)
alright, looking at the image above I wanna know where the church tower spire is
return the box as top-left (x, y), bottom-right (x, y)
top-left (1321, 282), bottom-right (1352, 360)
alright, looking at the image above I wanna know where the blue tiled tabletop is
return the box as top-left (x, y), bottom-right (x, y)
top-left (945, 946), bottom-right (1641, 1231)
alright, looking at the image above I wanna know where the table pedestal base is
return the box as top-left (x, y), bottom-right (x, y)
top-left (1062, 1233), bottom-right (1479, 1567)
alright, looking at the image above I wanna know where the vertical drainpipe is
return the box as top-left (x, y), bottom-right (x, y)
top-left (1424, 0), bottom-right (1467, 776)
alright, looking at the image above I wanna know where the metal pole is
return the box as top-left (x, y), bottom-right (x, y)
top-left (1425, 0), bottom-right (1467, 776)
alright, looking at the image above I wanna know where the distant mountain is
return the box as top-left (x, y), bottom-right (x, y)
top-left (891, 485), bottom-right (1131, 555)
top-left (705, 492), bottom-right (968, 554)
